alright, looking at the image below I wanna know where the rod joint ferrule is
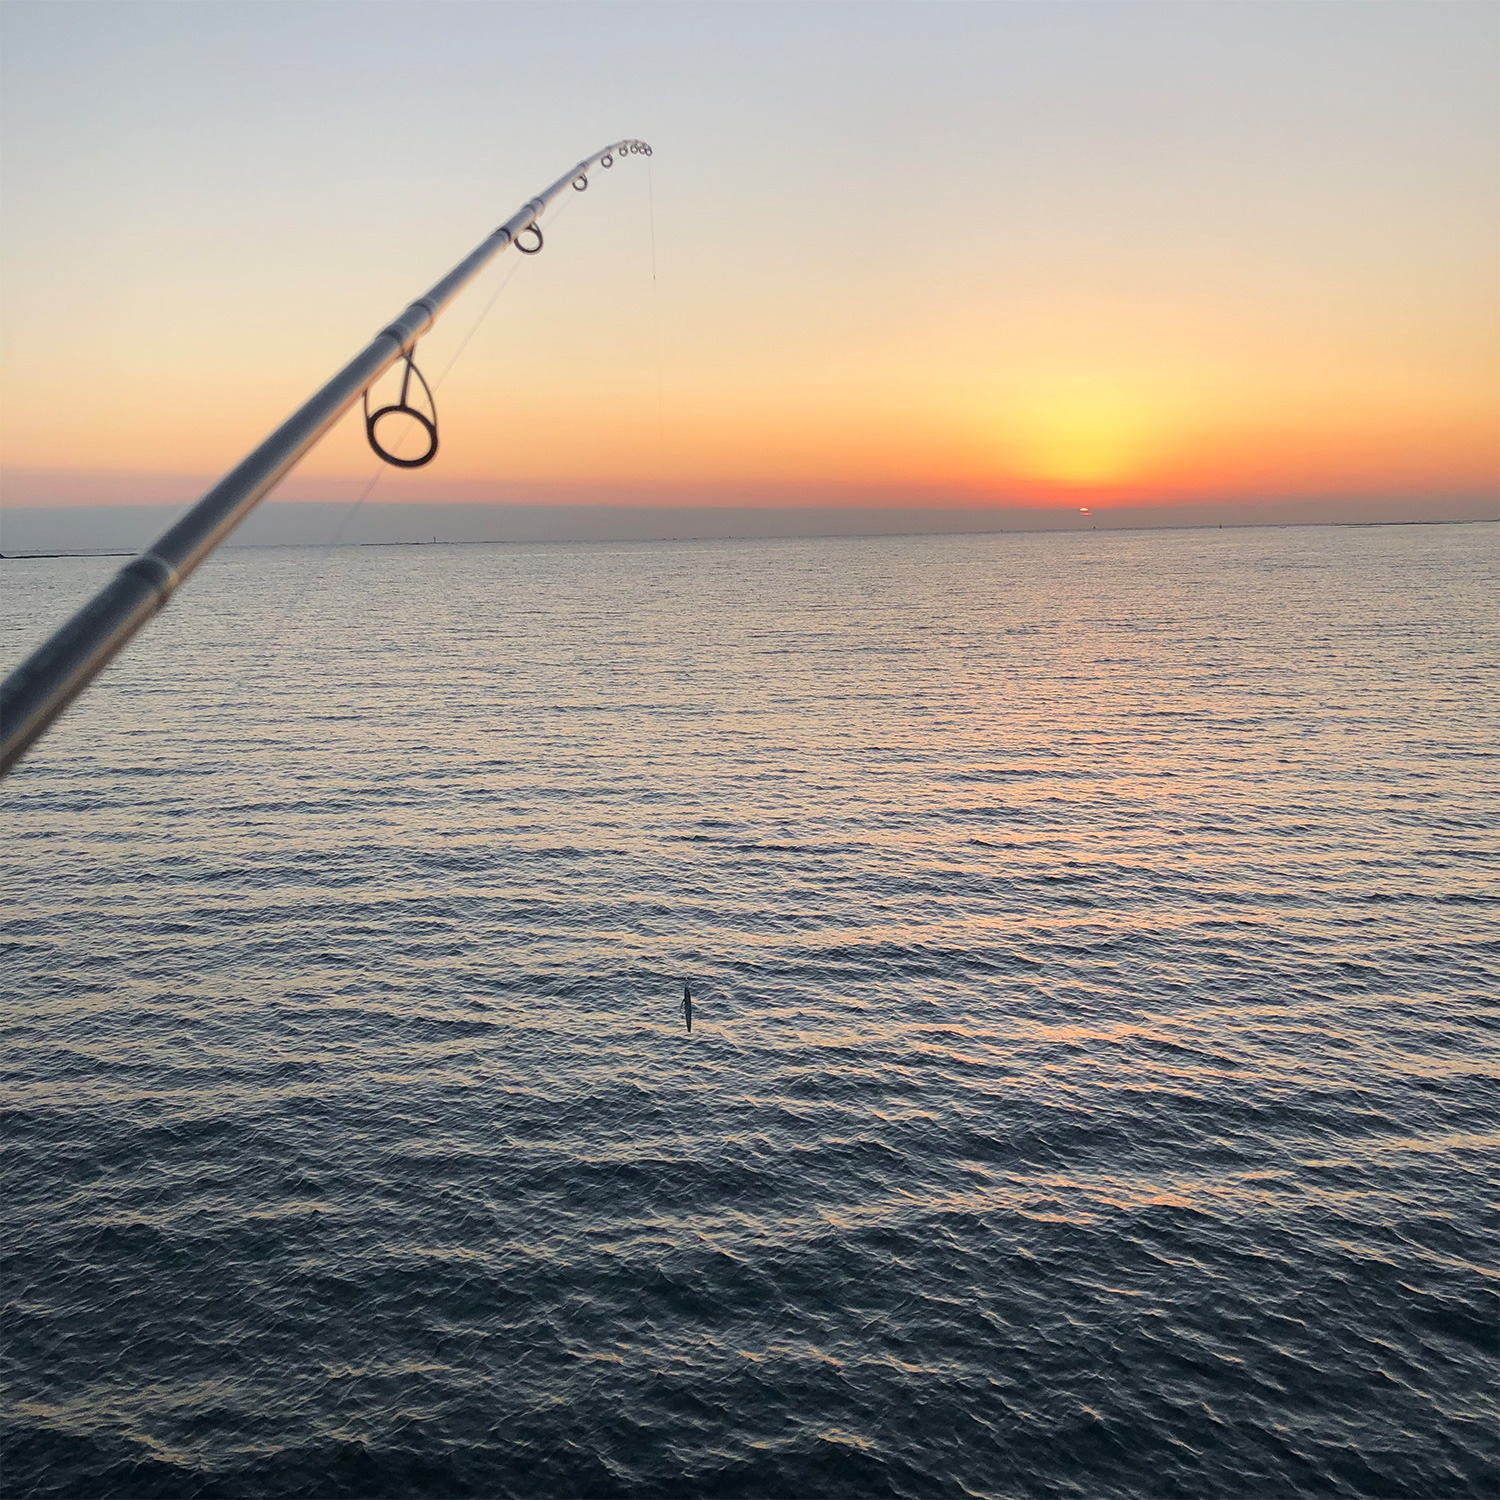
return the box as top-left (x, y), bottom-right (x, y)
top-left (120, 552), bottom-right (180, 607)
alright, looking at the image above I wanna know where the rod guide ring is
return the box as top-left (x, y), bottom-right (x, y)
top-left (363, 349), bottom-right (439, 468)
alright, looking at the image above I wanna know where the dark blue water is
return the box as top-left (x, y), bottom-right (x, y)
top-left (2, 523), bottom-right (1496, 1498)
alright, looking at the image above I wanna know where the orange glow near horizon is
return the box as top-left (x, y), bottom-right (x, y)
top-left (2, 325), bottom-right (1495, 509)
top-left (10, 273), bottom-right (1490, 512)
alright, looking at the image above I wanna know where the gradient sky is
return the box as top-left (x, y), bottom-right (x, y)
top-left (1, 0), bottom-right (1496, 516)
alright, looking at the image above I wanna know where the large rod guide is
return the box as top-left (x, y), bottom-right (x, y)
top-left (0, 140), bottom-right (652, 777)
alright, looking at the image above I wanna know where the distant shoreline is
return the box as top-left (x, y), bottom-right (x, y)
top-left (1, 513), bottom-right (1492, 560)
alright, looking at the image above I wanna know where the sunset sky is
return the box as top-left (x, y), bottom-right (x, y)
top-left (1, 0), bottom-right (1496, 521)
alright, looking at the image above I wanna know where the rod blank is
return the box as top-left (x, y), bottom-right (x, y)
top-left (0, 140), bottom-right (650, 778)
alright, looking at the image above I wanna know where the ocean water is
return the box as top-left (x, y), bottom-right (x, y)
top-left (1, 521), bottom-right (1496, 1499)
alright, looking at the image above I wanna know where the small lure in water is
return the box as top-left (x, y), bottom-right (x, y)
top-left (681, 982), bottom-right (693, 1034)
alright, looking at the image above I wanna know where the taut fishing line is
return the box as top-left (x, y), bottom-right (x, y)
top-left (325, 181), bottom-right (586, 550)
top-left (239, 185), bottom-right (588, 706)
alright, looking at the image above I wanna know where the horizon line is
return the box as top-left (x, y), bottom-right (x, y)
top-left (3, 513), bottom-right (1493, 563)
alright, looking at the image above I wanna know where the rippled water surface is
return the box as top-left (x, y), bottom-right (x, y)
top-left (2, 523), bottom-right (1497, 1498)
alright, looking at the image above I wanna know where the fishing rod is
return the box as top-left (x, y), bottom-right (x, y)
top-left (0, 139), bottom-right (653, 778)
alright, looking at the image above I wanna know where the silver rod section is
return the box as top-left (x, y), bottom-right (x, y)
top-left (0, 140), bottom-right (651, 778)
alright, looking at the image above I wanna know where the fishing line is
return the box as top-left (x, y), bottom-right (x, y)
top-left (317, 252), bottom-right (528, 552)
top-left (238, 192), bottom-right (583, 700)
top-left (323, 184), bottom-right (586, 549)
top-left (318, 181), bottom-right (586, 546)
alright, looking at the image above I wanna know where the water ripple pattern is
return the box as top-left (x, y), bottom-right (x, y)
top-left (2, 523), bottom-right (1496, 1498)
